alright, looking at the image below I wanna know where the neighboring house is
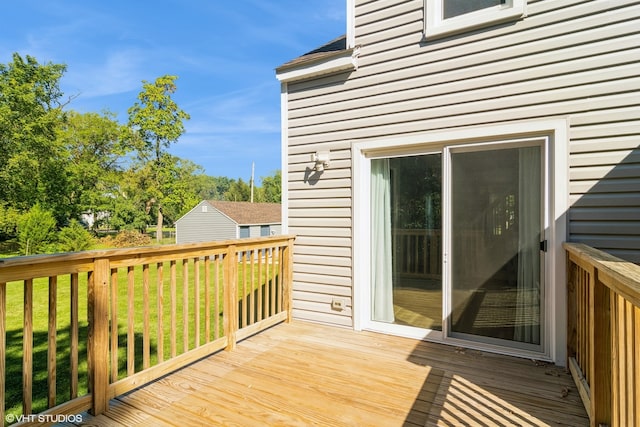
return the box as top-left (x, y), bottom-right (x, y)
top-left (175, 200), bottom-right (281, 244)
top-left (276, 0), bottom-right (640, 366)
top-left (80, 211), bottom-right (110, 230)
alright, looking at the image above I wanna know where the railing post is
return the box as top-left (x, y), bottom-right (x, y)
top-left (282, 239), bottom-right (294, 323)
top-left (224, 245), bottom-right (238, 350)
top-left (590, 268), bottom-right (612, 427)
top-left (89, 258), bottom-right (110, 415)
top-left (566, 254), bottom-right (577, 363)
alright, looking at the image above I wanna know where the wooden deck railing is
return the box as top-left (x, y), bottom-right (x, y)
top-left (565, 242), bottom-right (640, 427)
top-left (0, 235), bottom-right (294, 425)
top-left (393, 229), bottom-right (442, 279)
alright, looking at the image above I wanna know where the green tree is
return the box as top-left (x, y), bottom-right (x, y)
top-left (108, 194), bottom-right (149, 232)
top-left (0, 53), bottom-right (69, 223)
top-left (128, 75), bottom-right (190, 241)
top-left (57, 111), bottom-right (132, 225)
top-left (107, 166), bottom-right (151, 232)
top-left (224, 178), bottom-right (251, 202)
top-left (17, 204), bottom-right (57, 255)
top-left (196, 175), bottom-right (233, 201)
top-left (158, 155), bottom-right (205, 222)
top-left (256, 170), bottom-right (281, 203)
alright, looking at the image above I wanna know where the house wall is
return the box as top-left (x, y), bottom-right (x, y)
top-left (271, 224), bottom-right (282, 236)
top-left (284, 0), bottom-right (640, 327)
top-left (175, 201), bottom-right (237, 244)
top-left (248, 224), bottom-right (281, 238)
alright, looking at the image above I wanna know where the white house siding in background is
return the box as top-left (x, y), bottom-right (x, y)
top-left (277, 0), bottom-right (640, 329)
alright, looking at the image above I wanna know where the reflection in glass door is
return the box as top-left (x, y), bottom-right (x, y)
top-left (371, 154), bottom-right (442, 330)
top-left (449, 145), bottom-right (543, 348)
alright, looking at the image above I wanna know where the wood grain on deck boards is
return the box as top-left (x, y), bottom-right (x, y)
top-left (63, 321), bottom-right (588, 426)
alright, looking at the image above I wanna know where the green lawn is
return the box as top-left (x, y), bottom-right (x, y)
top-left (3, 256), bottom-right (279, 420)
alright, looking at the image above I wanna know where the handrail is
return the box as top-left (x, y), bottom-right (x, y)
top-left (564, 242), bottom-right (640, 427)
top-left (0, 235), bottom-right (295, 425)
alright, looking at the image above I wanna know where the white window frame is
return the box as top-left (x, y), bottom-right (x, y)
top-left (352, 119), bottom-right (569, 365)
top-left (424, 0), bottom-right (526, 39)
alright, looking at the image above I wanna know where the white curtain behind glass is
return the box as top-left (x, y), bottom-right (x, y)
top-left (371, 159), bottom-right (394, 322)
top-left (514, 147), bottom-right (541, 344)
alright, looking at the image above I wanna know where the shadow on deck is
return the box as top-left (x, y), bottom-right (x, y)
top-left (68, 321), bottom-right (587, 427)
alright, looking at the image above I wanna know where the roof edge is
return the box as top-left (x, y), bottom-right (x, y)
top-left (275, 35), bottom-right (359, 83)
top-left (276, 48), bottom-right (358, 83)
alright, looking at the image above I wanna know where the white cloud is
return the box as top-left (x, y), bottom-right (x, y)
top-left (63, 49), bottom-right (147, 98)
top-left (184, 83), bottom-right (280, 136)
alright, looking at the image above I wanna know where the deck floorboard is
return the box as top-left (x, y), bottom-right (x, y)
top-left (71, 321), bottom-right (588, 426)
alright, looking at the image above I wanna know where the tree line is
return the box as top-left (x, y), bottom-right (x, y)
top-left (0, 53), bottom-right (280, 255)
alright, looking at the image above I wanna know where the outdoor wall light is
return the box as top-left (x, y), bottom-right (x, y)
top-left (311, 151), bottom-right (330, 172)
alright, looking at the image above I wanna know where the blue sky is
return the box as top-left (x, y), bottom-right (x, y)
top-left (0, 1), bottom-right (345, 184)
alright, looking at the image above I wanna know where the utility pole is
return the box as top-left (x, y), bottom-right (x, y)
top-left (250, 161), bottom-right (255, 203)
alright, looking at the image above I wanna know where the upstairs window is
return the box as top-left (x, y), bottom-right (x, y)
top-left (444, 0), bottom-right (505, 18)
top-left (425, 0), bottom-right (525, 39)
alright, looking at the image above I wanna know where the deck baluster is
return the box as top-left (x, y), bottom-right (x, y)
top-left (23, 279), bottom-right (32, 416)
top-left (47, 276), bottom-right (57, 408)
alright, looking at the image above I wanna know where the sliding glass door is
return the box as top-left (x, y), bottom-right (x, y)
top-left (369, 142), bottom-right (545, 352)
top-left (449, 145), bottom-right (543, 349)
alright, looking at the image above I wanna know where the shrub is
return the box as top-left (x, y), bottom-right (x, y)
top-left (57, 220), bottom-right (95, 252)
top-left (17, 204), bottom-right (57, 255)
top-left (0, 203), bottom-right (20, 240)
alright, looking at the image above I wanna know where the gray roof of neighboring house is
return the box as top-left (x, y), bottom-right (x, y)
top-left (208, 201), bottom-right (281, 225)
top-left (276, 35), bottom-right (347, 72)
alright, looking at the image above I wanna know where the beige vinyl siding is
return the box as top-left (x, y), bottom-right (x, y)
top-left (287, 142), bottom-right (353, 325)
top-left (285, 0), bottom-right (640, 325)
top-left (569, 109), bottom-right (640, 262)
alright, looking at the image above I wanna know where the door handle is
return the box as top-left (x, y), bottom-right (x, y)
top-left (540, 240), bottom-right (548, 252)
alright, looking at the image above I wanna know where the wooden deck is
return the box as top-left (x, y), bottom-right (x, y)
top-left (70, 321), bottom-right (588, 427)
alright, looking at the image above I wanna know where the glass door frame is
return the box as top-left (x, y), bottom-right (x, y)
top-left (351, 120), bottom-right (569, 364)
top-left (359, 148), bottom-right (445, 342)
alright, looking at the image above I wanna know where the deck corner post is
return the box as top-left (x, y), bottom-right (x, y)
top-left (283, 238), bottom-right (294, 323)
top-left (566, 252), bottom-right (577, 364)
top-left (590, 268), bottom-right (612, 427)
top-left (89, 258), bottom-right (110, 415)
top-left (224, 245), bottom-right (238, 351)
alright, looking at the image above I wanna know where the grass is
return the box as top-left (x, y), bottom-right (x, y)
top-left (5, 274), bottom-right (89, 420)
top-left (3, 255), bottom-right (280, 422)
